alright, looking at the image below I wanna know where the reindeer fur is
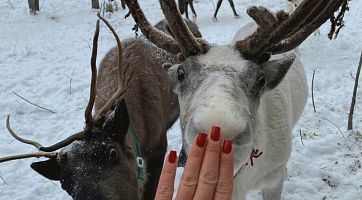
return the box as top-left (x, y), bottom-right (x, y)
top-left (167, 22), bottom-right (307, 200)
top-left (231, 22), bottom-right (307, 199)
top-left (93, 19), bottom-right (202, 199)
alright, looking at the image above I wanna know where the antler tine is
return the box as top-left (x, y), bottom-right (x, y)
top-left (159, 0), bottom-right (208, 57)
top-left (235, 1), bottom-right (318, 61)
top-left (96, 13), bottom-right (126, 118)
top-left (267, 0), bottom-right (320, 45)
top-left (283, 0), bottom-right (331, 38)
top-left (123, 0), bottom-right (181, 55)
top-left (6, 115), bottom-right (43, 149)
top-left (271, 0), bottom-right (345, 54)
top-left (38, 131), bottom-right (86, 152)
top-left (0, 152), bottom-right (58, 163)
top-left (236, 0), bottom-right (345, 63)
top-left (84, 19), bottom-right (101, 126)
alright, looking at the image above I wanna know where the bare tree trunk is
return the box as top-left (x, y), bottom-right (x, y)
top-left (91, 0), bottom-right (100, 9)
top-left (28, 0), bottom-right (39, 15)
top-left (348, 52), bottom-right (362, 130)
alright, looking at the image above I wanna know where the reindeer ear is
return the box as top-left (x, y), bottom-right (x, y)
top-left (31, 157), bottom-right (61, 181)
top-left (103, 98), bottom-right (130, 142)
top-left (163, 63), bottom-right (181, 93)
top-left (261, 53), bottom-right (296, 90)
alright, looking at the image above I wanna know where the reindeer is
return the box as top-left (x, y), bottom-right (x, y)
top-left (124, 0), bottom-right (346, 199)
top-left (178, 0), bottom-right (304, 21)
top-left (0, 15), bottom-right (202, 200)
top-left (178, 0), bottom-right (239, 20)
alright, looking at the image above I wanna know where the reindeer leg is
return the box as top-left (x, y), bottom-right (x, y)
top-left (142, 138), bottom-right (168, 200)
top-left (178, 0), bottom-right (186, 14)
top-left (227, 0), bottom-right (239, 18)
top-left (185, 0), bottom-right (189, 19)
top-left (187, 0), bottom-right (197, 20)
top-left (261, 168), bottom-right (285, 200)
top-left (121, 0), bottom-right (126, 9)
top-left (213, 0), bottom-right (224, 21)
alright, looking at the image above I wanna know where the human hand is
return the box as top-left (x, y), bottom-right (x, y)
top-left (155, 126), bottom-right (234, 200)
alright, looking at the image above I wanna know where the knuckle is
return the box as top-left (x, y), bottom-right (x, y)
top-left (181, 174), bottom-right (198, 187)
top-left (216, 180), bottom-right (233, 194)
top-left (200, 171), bottom-right (219, 186)
top-left (221, 155), bottom-right (233, 166)
top-left (157, 185), bottom-right (173, 198)
top-left (205, 144), bottom-right (220, 154)
top-left (162, 168), bottom-right (175, 175)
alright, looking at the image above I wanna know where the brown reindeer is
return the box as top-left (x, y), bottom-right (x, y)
top-left (0, 15), bottom-right (202, 200)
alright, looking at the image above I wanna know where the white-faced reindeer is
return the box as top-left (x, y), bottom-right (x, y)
top-left (125, 0), bottom-right (345, 199)
top-left (0, 15), bottom-right (202, 200)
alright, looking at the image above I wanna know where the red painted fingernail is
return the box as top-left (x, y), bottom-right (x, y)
top-left (168, 150), bottom-right (177, 164)
top-left (210, 126), bottom-right (220, 141)
top-left (222, 140), bottom-right (232, 154)
top-left (196, 132), bottom-right (207, 147)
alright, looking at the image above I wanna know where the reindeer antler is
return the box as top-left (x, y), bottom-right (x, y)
top-left (0, 152), bottom-right (58, 163)
top-left (6, 115), bottom-right (43, 149)
top-left (0, 20), bottom-right (102, 158)
top-left (124, 0), bottom-right (209, 59)
top-left (38, 19), bottom-right (102, 152)
top-left (159, 0), bottom-right (207, 57)
top-left (96, 13), bottom-right (126, 117)
top-left (236, 0), bottom-right (346, 64)
top-left (84, 19), bottom-right (100, 126)
top-left (39, 15), bottom-right (126, 152)
top-left (1, 15), bottom-right (128, 159)
top-left (0, 115), bottom-right (58, 163)
top-left (124, 0), bottom-right (181, 55)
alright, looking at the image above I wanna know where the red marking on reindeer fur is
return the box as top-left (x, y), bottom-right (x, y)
top-left (249, 148), bottom-right (263, 166)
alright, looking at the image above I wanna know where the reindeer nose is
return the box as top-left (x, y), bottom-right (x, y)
top-left (193, 109), bottom-right (248, 139)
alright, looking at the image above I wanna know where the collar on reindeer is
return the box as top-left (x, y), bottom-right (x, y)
top-left (128, 125), bottom-right (145, 181)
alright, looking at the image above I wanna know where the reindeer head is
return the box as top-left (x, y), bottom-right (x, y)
top-left (165, 48), bottom-right (295, 161)
top-left (30, 99), bottom-right (140, 200)
top-left (1, 16), bottom-right (143, 200)
top-left (124, 0), bottom-right (345, 163)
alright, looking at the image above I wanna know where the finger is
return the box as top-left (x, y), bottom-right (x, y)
top-left (214, 140), bottom-right (234, 200)
top-left (193, 126), bottom-right (221, 200)
top-left (155, 150), bottom-right (178, 200)
top-left (175, 132), bottom-right (207, 200)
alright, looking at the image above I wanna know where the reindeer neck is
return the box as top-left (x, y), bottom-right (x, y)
top-left (127, 125), bottom-right (145, 182)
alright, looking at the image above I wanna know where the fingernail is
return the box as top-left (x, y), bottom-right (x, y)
top-left (196, 132), bottom-right (207, 147)
top-left (222, 140), bottom-right (232, 154)
top-left (210, 126), bottom-right (220, 141)
top-left (168, 150), bottom-right (177, 164)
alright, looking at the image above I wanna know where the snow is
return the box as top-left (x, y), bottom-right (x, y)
top-left (0, 0), bottom-right (361, 199)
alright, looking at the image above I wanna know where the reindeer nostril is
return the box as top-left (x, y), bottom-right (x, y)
top-left (177, 68), bottom-right (186, 82)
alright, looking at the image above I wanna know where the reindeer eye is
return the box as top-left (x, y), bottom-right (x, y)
top-left (177, 69), bottom-right (185, 82)
top-left (258, 76), bottom-right (266, 89)
top-left (109, 148), bottom-right (118, 160)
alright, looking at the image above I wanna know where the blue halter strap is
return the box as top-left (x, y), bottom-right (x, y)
top-left (128, 125), bottom-right (145, 181)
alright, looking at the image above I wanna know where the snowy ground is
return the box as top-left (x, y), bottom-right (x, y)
top-left (0, 0), bottom-right (361, 199)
